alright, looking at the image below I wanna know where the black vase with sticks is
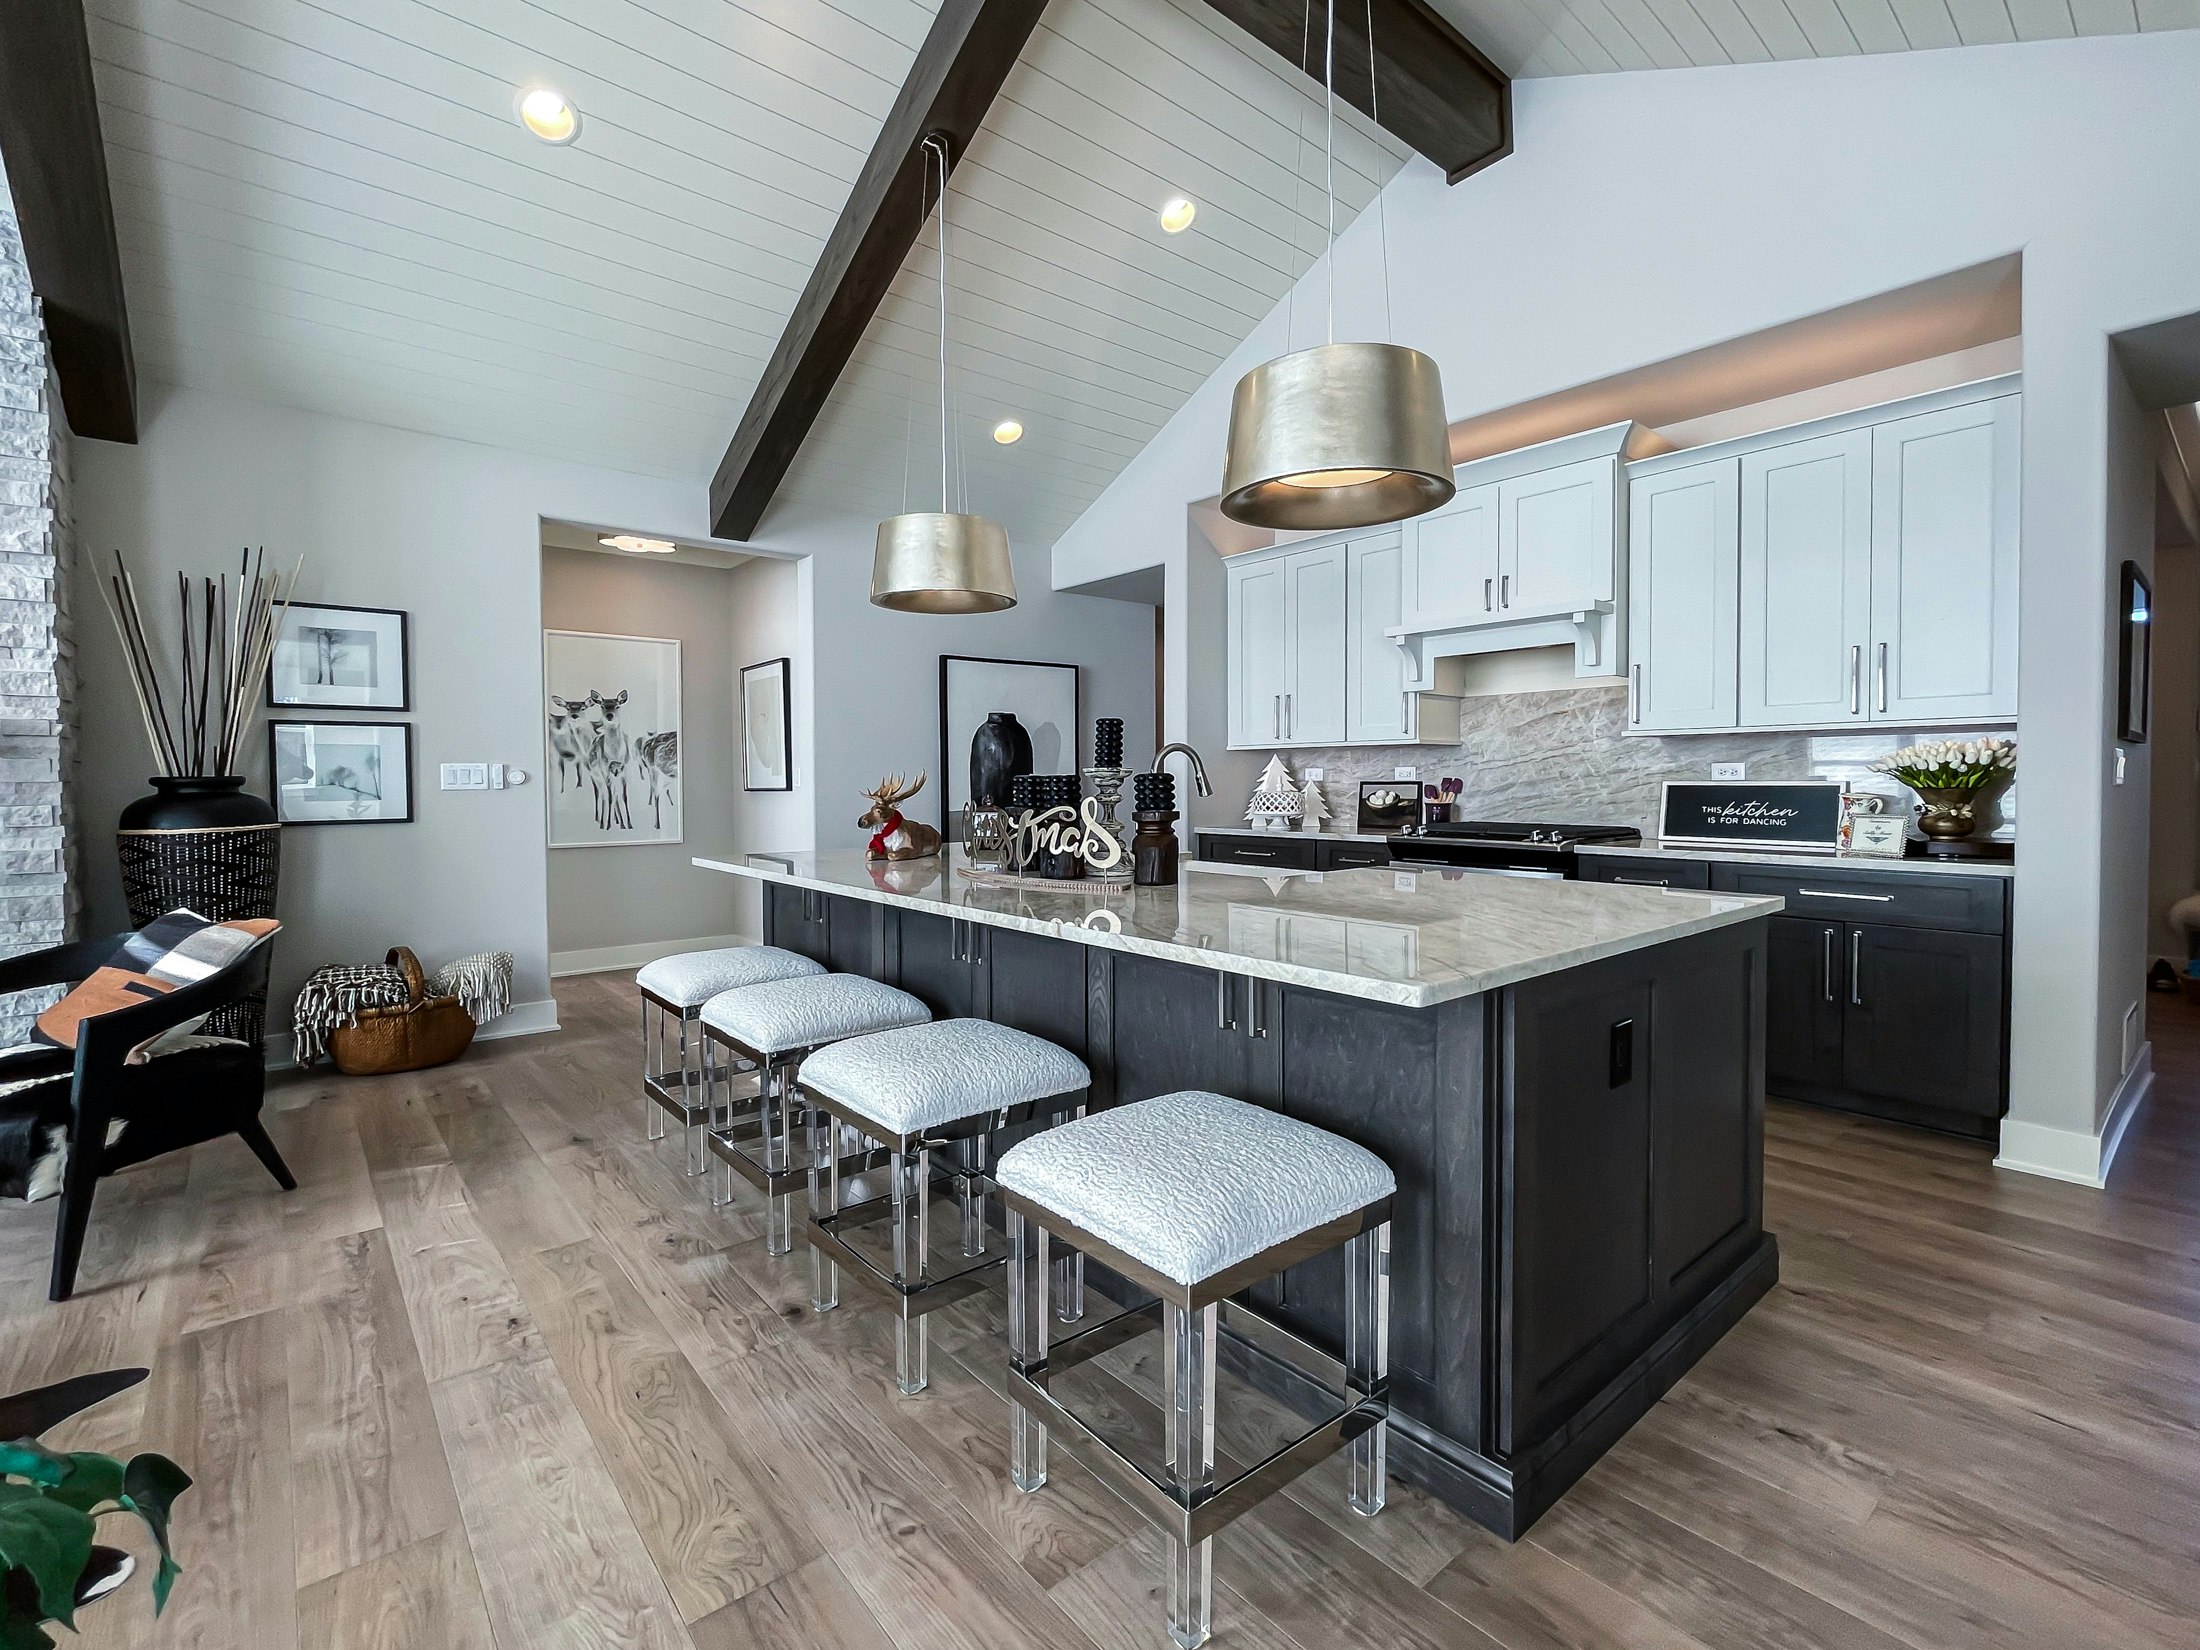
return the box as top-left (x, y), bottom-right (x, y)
top-left (101, 548), bottom-right (302, 1046)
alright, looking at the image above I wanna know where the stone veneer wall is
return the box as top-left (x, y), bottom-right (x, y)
top-left (1275, 683), bottom-right (2016, 840)
top-left (0, 173), bottom-right (78, 1043)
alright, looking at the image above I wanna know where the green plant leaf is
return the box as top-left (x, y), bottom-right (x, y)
top-left (0, 1443), bottom-right (67, 1490)
top-left (45, 1454), bottom-right (124, 1517)
top-left (118, 1455), bottom-right (190, 1614)
top-left (0, 1485), bottom-right (94, 1628)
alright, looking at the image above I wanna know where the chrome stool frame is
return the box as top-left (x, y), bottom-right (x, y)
top-left (698, 1023), bottom-right (882, 1255)
top-left (798, 1083), bottom-right (1087, 1396)
top-left (1001, 1189), bottom-right (1392, 1650)
top-left (641, 984), bottom-right (738, 1177)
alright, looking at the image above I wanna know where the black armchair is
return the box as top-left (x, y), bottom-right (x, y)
top-left (0, 932), bottom-right (293, 1302)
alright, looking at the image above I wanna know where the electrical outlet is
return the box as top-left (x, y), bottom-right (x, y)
top-left (439, 763), bottom-right (489, 790)
top-left (1711, 762), bottom-right (1747, 782)
top-left (1393, 766), bottom-right (1417, 781)
top-left (1303, 766), bottom-right (1324, 781)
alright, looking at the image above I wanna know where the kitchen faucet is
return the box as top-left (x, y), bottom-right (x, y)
top-left (1150, 741), bottom-right (1213, 798)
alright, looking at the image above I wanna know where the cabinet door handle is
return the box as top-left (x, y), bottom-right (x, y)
top-left (1285, 693), bottom-right (1293, 737)
top-left (1850, 929), bottom-right (1865, 1006)
top-left (1849, 644), bottom-right (1862, 714)
top-left (1273, 694), bottom-right (1282, 738)
top-left (970, 922), bottom-right (984, 966)
top-left (950, 920), bottom-right (964, 962)
top-left (1822, 926), bottom-right (1837, 1003)
top-left (1501, 574), bottom-right (1511, 608)
top-left (1483, 577), bottom-right (1493, 612)
top-left (1248, 979), bottom-right (1268, 1040)
top-left (1875, 642), bottom-right (1888, 713)
top-left (1798, 888), bottom-right (1893, 902)
top-left (1216, 971), bottom-right (1237, 1032)
top-left (1630, 663), bottom-right (1642, 724)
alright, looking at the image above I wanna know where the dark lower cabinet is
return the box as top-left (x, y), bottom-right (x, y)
top-left (1843, 923), bottom-right (2005, 1122)
top-left (895, 907), bottom-right (977, 1018)
top-left (1766, 916), bottom-right (1847, 1095)
top-left (764, 883), bottom-right (833, 967)
top-left (1107, 951), bottom-right (1252, 1102)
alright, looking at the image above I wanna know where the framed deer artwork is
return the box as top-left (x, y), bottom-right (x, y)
top-left (543, 630), bottom-right (682, 849)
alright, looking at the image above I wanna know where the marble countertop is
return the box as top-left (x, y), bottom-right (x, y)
top-left (697, 848), bottom-right (1782, 1009)
top-left (1586, 843), bottom-right (2016, 879)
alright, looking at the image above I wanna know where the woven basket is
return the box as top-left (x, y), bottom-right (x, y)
top-left (328, 947), bottom-right (477, 1076)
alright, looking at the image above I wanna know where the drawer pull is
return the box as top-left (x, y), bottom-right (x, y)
top-left (1236, 849), bottom-right (1277, 860)
top-left (1797, 888), bottom-right (1894, 902)
top-left (1612, 875), bottom-right (1669, 886)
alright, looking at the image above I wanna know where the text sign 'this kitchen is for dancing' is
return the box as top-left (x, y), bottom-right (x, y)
top-left (1659, 781), bottom-right (1846, 853)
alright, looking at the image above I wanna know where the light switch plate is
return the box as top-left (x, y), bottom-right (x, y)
top-left (1711, 762), bottom-right (1747, 782)
top-left (440, 762), bottom-right (489, 790)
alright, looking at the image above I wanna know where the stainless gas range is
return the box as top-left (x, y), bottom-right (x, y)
top-left (1385, 820), bottom-right (1643, 878)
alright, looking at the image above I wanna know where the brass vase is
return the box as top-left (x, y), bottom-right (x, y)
top-left (1908, 783), bottom-right (2001, 841)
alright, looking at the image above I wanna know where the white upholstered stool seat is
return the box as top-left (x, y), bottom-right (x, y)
top-left (996, 1090), bottom-right (1395, 1288)
top-left (798, 1019), bottom-right (1090, 1136)
top-left (701, 974), bottom-right (929, 1057)
top-left (637, 945), bottom-right (822, 1009)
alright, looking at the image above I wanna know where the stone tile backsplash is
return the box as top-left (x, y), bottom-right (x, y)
top-left (1276, 684), bottom-right (2016, 839)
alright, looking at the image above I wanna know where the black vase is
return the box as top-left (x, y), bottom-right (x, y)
top-left (968, 712), bottom-right (1033, 811)
top-left (116, 776), bottom-right (281, 1046)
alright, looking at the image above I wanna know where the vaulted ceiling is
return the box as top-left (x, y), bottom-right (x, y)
top-left (84, 0), bottom-right (2193, 554)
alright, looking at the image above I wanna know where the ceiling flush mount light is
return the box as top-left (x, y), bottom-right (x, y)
top-left (600, 533), bottom-right (675, 554)
top-left (1159, 196), bottom-right (1197, 234)
top-left (1219, 0), bottom-right (1452, 530)
top-left (992, 418), bottom-right (1024, 445)
top-left (872, 133), bottom-right (1016, 615)
top-left (517, 85), bottom-right (580, 145)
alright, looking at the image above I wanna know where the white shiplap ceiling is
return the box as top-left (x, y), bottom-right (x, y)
top-left (87, 0), bottom-right (1405, 553)
top-left (86, 0), bottom-right (2196, 557)
top-left (1429, 0), bottom-right (2196, 77)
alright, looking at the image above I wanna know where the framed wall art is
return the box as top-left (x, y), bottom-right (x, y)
top-left (938, 655), bottom-right (1078, 835)
top-left (544, 630), bottom-right (682, 848)
top-left (741, 657), bottom-right (792, 792)
top-left (269, 719), bottom-right (413, 825)
top-left (268, 601), bottom-right (410, 711)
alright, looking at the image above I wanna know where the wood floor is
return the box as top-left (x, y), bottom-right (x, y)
top-left (8, 972), bottom-right (2200, 1650)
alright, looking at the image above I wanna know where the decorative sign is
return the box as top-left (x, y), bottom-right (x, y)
top-left (1844, 813), bottom-right (1909, 859)
top-left (1659, 781), bottom-right (1844, 853)
top-left (1009, 800), bottom-right (1127, 875)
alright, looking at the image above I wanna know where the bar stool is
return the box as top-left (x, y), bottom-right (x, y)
top-left (794, 1018), bottom-right (1091, 1396)
top-left (996, 1091), bottom-right (1395, 1650)
top-left (637, 946), bottom-right (824, 1174)
top-left (699, 974), bottom-right (929, 1253)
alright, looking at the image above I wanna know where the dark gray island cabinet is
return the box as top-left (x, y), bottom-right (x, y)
top-left (715, 853), bottom-right (1783, 1538)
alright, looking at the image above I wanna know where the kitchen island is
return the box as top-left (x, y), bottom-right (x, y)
top-left (698, 849), bottom-right (1783, 1537)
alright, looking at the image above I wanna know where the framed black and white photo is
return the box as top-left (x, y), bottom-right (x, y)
top-left (268, 601), bottom-right (410, 710)
top-left (741, 657), bottom-right (792, 792)
top-left (269, 720), bottom-right (413, 825)
top-left (2119, 560), bottom-right (2152, 744)
top-left (544, 630), bottom-right (682, 849)
top-left (938, 654), bottom-right (1079, 835)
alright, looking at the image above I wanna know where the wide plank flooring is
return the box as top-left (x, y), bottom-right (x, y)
top-left (9, 971), bottom-right (2200, 1648)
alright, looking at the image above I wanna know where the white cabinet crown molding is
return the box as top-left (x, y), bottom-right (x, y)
top-left (1626, 372), bottom-right (2020, 481)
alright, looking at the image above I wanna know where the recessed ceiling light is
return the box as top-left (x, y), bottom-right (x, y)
top-left (1159, 196), bottom-right (1196, 234)
top-left (993, 419), bottom-right (1024, 445)
top-left (517, 85), bottom-right (580, 145)
top-left (600, 533), bottom-right (675, 554)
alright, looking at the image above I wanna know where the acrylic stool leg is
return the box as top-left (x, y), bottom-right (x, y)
top-left (1007, 1209), bottom-right (1051, 1492)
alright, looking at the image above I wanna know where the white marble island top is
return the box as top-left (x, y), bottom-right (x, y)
top-left (697, 849), bottom-right (1782, 1009)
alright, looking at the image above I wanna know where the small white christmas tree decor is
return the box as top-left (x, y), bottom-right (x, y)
top-left (1244, 753), bottom-right (1302, 832)
top-left (1299, 777), bottom-right (1331, 833)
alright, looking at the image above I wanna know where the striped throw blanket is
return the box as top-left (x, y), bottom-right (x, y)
top-left (290, 950), bottom-right (514, 1067)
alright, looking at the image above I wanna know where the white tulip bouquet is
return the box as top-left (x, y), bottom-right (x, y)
top-left (1870, 736), bottom-right (2017, 791)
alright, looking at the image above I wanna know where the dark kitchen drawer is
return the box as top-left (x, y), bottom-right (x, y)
top-left (1199, 834), bottom-right (1317, 871)
top-left (1707, 862), bottom-right (2006, 935)
top-left (1576, 854), bottom-right (1712, 891)
top-left (1316, 841), bottom-right (1391, 872)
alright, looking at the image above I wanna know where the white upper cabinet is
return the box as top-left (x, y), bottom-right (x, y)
top-left (1628, 460), bottom-right (1739, 732)
top-left (1501, 456), bottom-right (1616, 619)
top-left (1283, 541), bottom-right (1347, 745)
top-left (1739, 429), bottom-right (1874, 728)
top-left (1346, 532), bottom-right (1412, 743)
top-left (1869, 396), bottom-right (2021, 723)
top-left (1400, 484), bottom-right (1498, 628)
top-left (1623, 376), bottom-right (2020, 735)
top-left (1226, 555), bottom-right (1288, 747)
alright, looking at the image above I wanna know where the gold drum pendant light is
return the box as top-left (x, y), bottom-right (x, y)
top-left (1219, 0), bottom-right (1453, 530)
top-left (873, 134), bottom-right (1017, 614)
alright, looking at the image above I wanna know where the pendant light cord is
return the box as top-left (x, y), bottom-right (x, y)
top-left (1323, 0), bottom-right (1336, 347)
top-left (1368, 0), bottom-right (1393, 344)
top-left (927, 133), bottom-right (952, 516)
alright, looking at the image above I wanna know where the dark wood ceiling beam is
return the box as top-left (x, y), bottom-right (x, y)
top-left (710, 0), bottom-right (1047, 542)
top-left (1201, 0), bottom-right (1510, 184)
top-left (0, 0), bottom-right (136, 443)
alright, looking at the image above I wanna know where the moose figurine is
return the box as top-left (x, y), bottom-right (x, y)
top-left (859, 772), bottom-right (943, 861)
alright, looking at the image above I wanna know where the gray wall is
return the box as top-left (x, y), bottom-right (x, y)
top-left (541, 545), bottom-right (745, 969)
top-left (2148, 543), bottom-right (2197, 963)
top-left (724, 551), bottom-right (811, 939)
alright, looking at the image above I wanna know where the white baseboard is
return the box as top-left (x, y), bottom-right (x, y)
top-left (1993, 1042), bottom-right (2153, 1188)
top-left (264, 995), bottom-right (563, 1073)
top-left (550, 933), bottom-right (755, 978)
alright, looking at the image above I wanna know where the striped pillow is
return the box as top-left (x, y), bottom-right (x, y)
top-left (33, 910), bottom-right (280, 1059)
